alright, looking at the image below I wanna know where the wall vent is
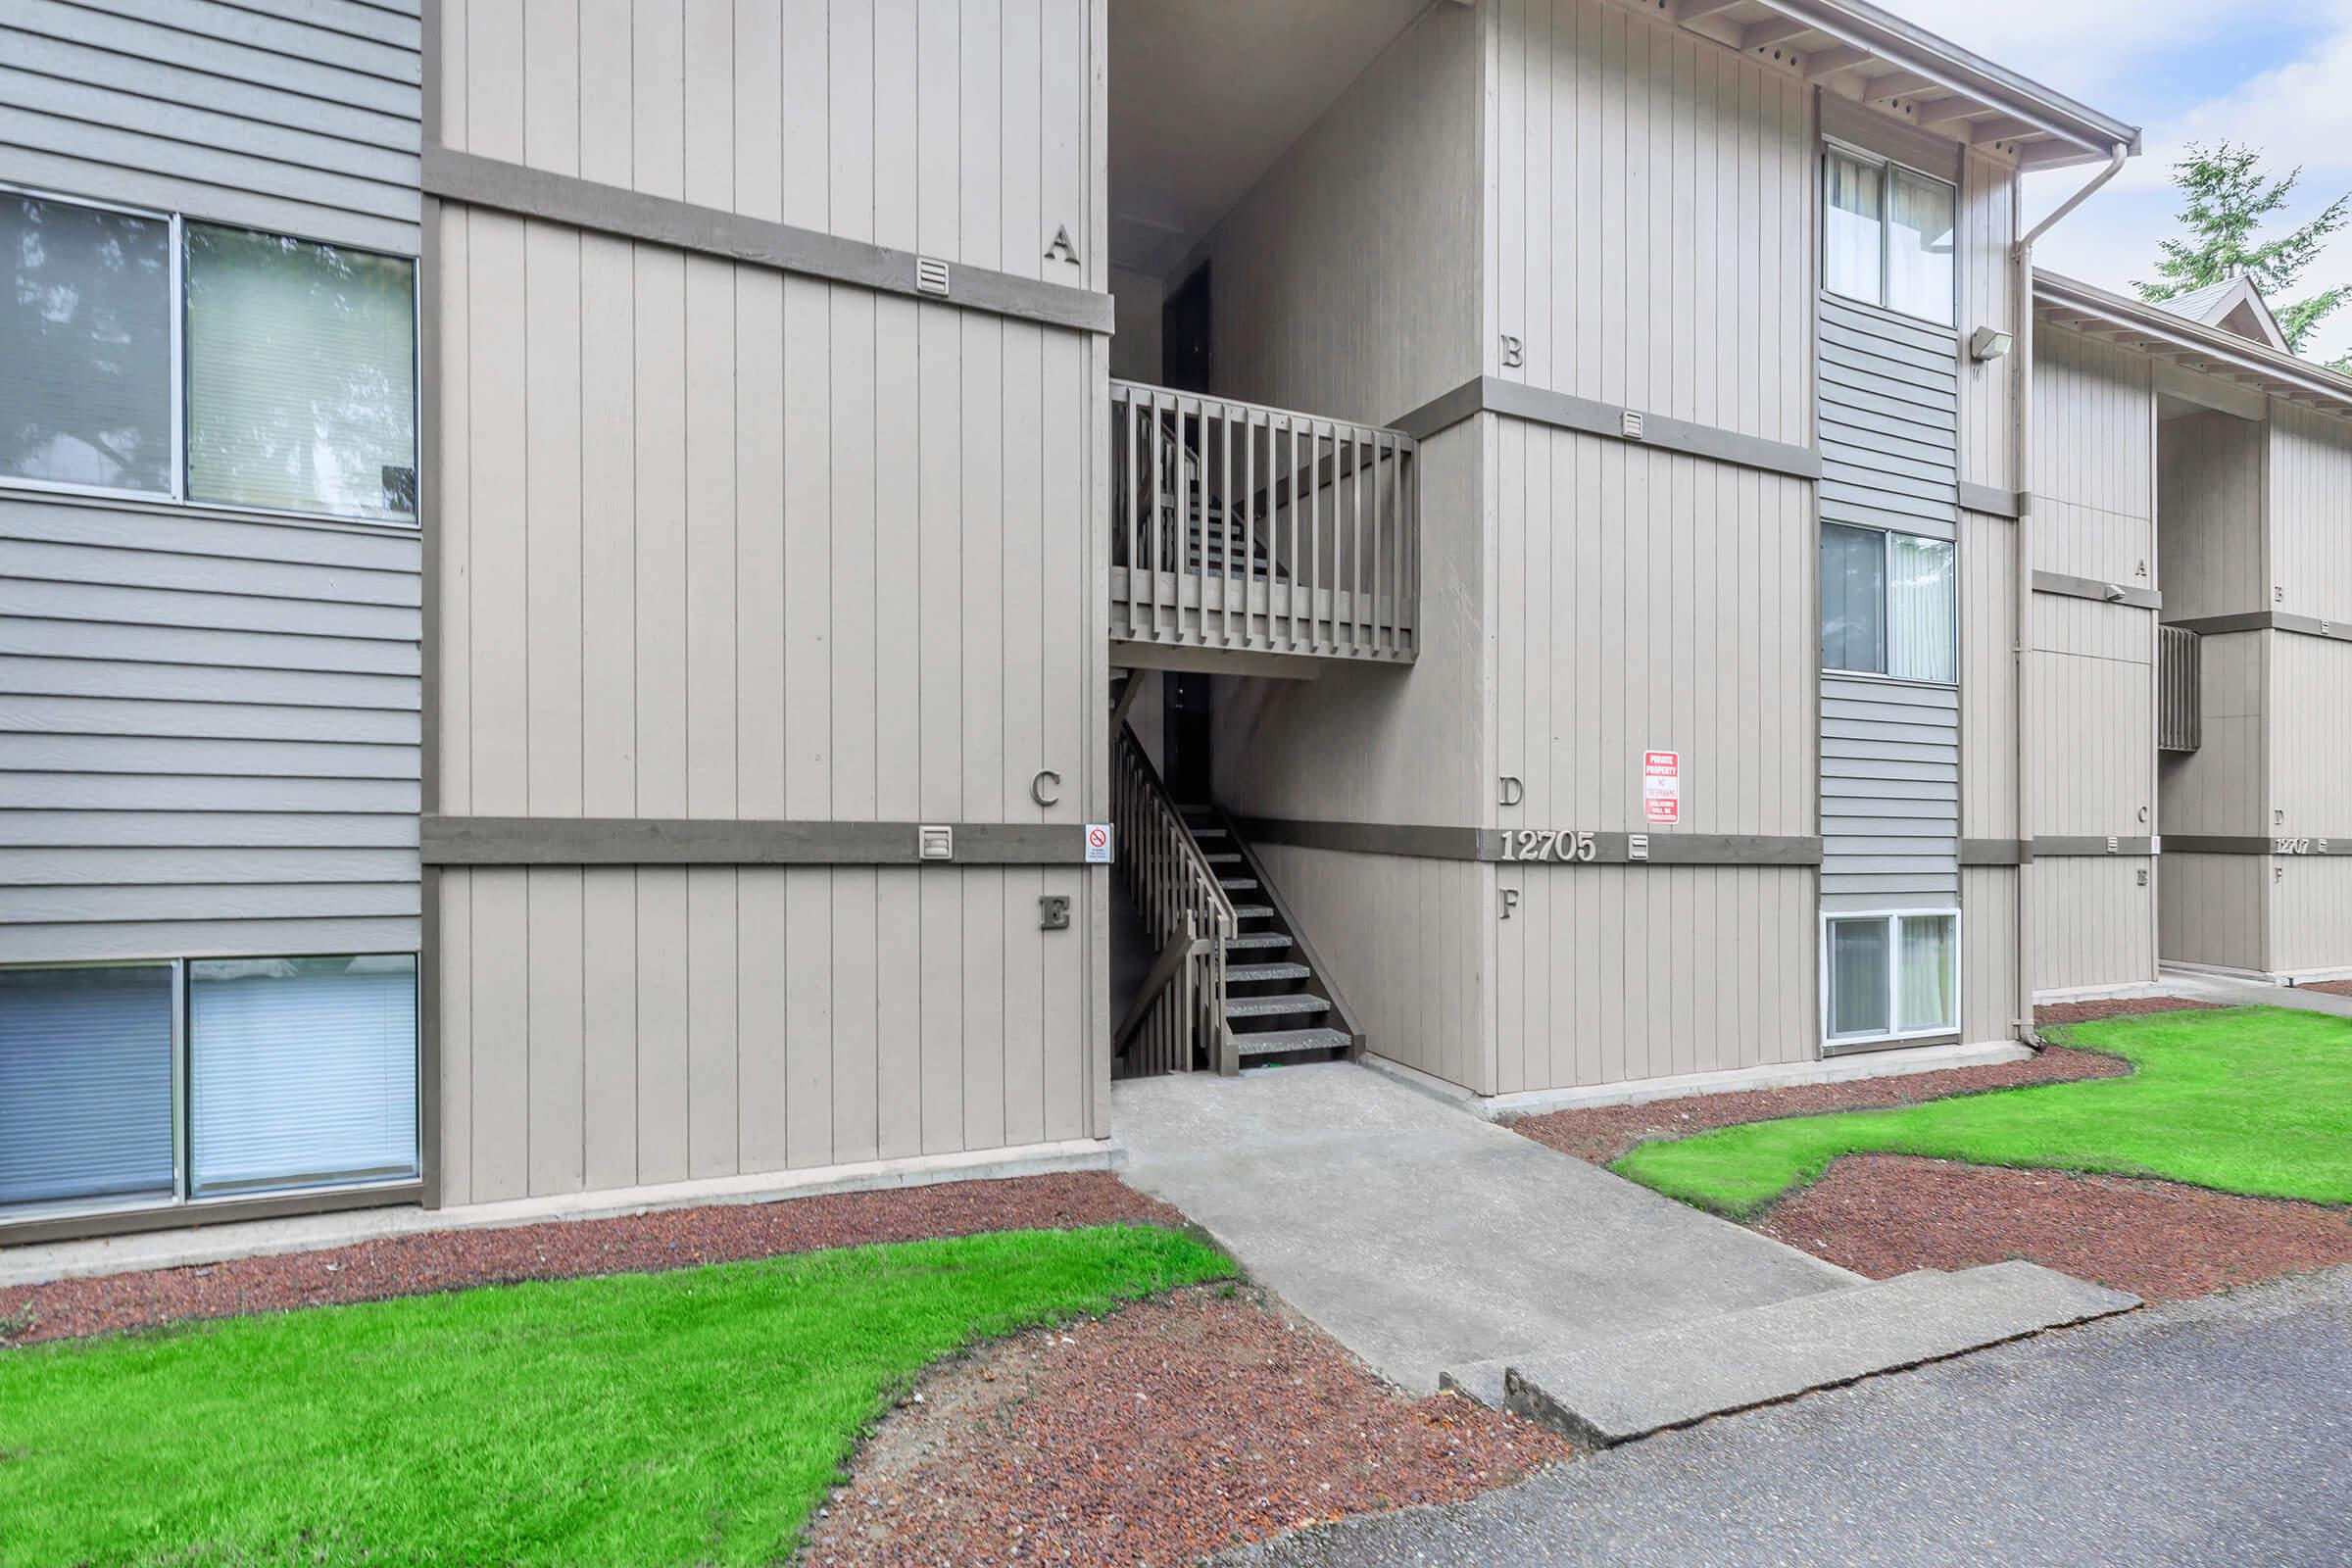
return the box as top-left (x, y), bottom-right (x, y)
top-left (1620, 410), bottom-right (1644, 440)
top-left (915, 256), bottom-right (952, 296)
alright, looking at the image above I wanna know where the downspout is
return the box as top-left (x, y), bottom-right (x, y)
top-left (2010, 142), bottom-right (2128, 1047)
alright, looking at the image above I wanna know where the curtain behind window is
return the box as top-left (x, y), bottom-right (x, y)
top-left (1824, 151), bottom-right (1884, 306)
top-left (1887, 168), bottom-right (1957, 325)
top-left (1887, 533), bottom-right (1956, 682)
top-left (1897, 914), bottom-right (1957, 1032)
top-left (0, 966), bottom-right (175, 1208)
top-left (0, 195), bottom-right (172, 494)
top-left (1829, 920), bottom-right (1891, 1037)
top-left (1822, 522), bottom-right (1887, 674)
top-left (184, 225), bottom-right (416, 519)
top-left (189, 956), bottom-right (417, 1197)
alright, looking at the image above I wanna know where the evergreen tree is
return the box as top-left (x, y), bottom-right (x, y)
top-left (2135, 141), bottom-right (2351, 360)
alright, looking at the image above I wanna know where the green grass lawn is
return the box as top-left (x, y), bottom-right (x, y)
top-left (1614, 1005), bottom-right (2352, 1219)
top-left (0, 1224), bottom-right (1230, 1567)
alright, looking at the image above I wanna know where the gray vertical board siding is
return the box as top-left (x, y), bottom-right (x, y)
top-left (2157, 633), bottom-right (2261, 836)
top-left (1959, 865), bottom-right (2017, 1042)
top-left (1959, 510), bottom-right (2017, 839)
top-left (435, 0), bottom-right (1097, 292)
top-left (0, 0), bottom-right (421, 253)
top-left (2031, 324), bottom-right (2156, 586)
top-left (1955, 151), bottom-right (2017, 493)
top-left (0, 498), bottom-right (422, 959)
top-left (2271, 402), bottom-right (2352, 620)
top-left (428, 0), bottom-right (1109, 1203)
top-left (2158, 409), bottom-right (2266, 622)
top-left (1819, 675), bottom-right (1959, 900)
top-left (2159, 853), bottom-right (2265, 973)
top-left (2031, 856), bottom-right (2156, 993)
top-left (1817, 298), bottom-right (1960, 541)
top-left (2269, 635), bottom-right (2352, 973)
top-left (2028, 596), bottom-right (2154, 837)
top-left (1487, 0), bottom-right (1815, 449)
top-left (1189, 0), bottom-right (1479, 426)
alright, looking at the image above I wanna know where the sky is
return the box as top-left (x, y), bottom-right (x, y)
top-left (1882, 0), bottom-right (2352, 363)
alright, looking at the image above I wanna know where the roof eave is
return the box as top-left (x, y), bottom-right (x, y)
top-left (2035, 270), bottom-right (2352, 416)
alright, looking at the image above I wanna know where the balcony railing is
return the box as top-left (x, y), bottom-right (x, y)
top-left (1110, 380), bottom-right (1417, 665)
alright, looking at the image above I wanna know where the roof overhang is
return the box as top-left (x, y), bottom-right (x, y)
top-left (1643, 0), bottom-right (2139, 169)
top-left (2035, 270), bottom-right (2352, 419)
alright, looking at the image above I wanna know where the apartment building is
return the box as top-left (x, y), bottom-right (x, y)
top-left (0, 0), bottom-right (2336, 1247)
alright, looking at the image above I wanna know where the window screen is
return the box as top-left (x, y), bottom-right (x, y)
top-left (1823, 150), bottom-right (1885, 307)
top-left (1886, 533), bottom-right (1957, 682)
top-left (188, 955), bottom-right (418, 1198)
top-left (0, 966), bottom-right (175, 1209)
top-left (1828, 919), bottom-right (1891, 1039)
top-left (184, 225), bottom-right (416, 519)
top-left (0, 193), bottom-right (173, 495)
top-left (1887, 167), bottom-right (1957, 326)
top-left (1821, 522), bottom-right (1887, 674)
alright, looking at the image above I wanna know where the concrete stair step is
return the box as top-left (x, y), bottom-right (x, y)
top-left (1226, 961), bottom-right (1313, 983)
top-left (1226, 994), bottom-right (1331, 1020)
top-left (1487, 1261), bottom-right (2137, 1447)
top-left (1222, 932), bottom-right (1291, 950)
top-left (1234, 1026), bottom-right (1352, 1057)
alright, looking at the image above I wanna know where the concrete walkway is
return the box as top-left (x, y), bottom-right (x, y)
top-left (2159, 965), bottom-right (2352, 1018)
top-left (1115, 1061), bottom-right (1857, 1393)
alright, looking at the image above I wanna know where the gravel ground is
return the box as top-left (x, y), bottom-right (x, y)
top-left (1760, 1153), bottom-right (2352, 1300)
top-left (1508, 1045), bottom-right (2130, 1165)
top-left (799, 1283), bottom-right (1572, 1568)
top-left (0, 1173), bottom-right (1184, 1348)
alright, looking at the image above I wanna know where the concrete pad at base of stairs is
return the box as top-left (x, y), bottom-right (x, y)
top-left (1115, 1061), bottom-right (1860, 1395)
top-left (1496, 1260), bottom-right (2140, 1447)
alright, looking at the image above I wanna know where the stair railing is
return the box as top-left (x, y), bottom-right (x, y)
top-left (1111, 722), bottom-right (1236, 1076)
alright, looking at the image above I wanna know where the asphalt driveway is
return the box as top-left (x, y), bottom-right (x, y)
top-left (1220, 1265), bottom-right (2352, 1568)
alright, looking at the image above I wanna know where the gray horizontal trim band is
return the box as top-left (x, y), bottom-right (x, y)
top-left (2168, 611), bottom-right (2352, 642)
top-left (2033, 570), bottom-right (2161, 611)
top-left (1238, 815), bottom-right (1822, 866)
top-left (0, 1182), bottom-right (421, 1249)
top-left (1961, 838), bottom-right (2027, 866)
top-left (1390, 376), bottom-right (1823, 481)
top-left (2033, 835), bottom-right (2159, 858)
top-left (422, 816), bottom-right (1093, 865)
top-left (2168, 835), bottom-right (2348, 856)
top-left (422, 147), bottom-right (1114, 335)
top-left (1957, 482), bottom-right (2021, 518)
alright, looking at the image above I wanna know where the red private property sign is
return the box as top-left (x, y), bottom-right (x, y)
top-left (1642, 751), bottom-right (1681, 825)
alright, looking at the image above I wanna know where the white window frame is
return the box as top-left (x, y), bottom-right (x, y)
top-left (1820, 141), bottom-right (1957, 328)
top-left (1820, 521), bottom-right (1958, 687)
top-left (0, 180), bottom-right (421, 531)
top-left (0, 953), bottom-right (418, 1224)
top-left (1820, 908), bottom-right (1962, 1050)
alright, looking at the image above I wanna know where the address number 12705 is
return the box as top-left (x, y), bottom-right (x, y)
top-left (1498, 829), bottom-right (1598, 863)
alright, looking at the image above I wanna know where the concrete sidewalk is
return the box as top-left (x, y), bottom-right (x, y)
top-left (1115, 1061), bottom-right (1857, 1393)
top-left (2159, 965), bottom-right (2352, 1018)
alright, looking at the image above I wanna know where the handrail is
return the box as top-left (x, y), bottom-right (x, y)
top-left (1111, 721), bottom-right (1234, 1075)
top-left (1110, 378), bottom-right (1417, 664)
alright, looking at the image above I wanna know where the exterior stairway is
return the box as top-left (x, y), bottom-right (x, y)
top-left (1177, 803), bottom-right (1361, 1068)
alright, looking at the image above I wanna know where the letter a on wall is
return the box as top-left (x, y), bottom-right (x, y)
top-left (1045, 224), bottom-right (1081, 267)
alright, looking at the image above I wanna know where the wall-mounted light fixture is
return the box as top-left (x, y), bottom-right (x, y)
top-left (1969, 325), bottom-right (2014, 362)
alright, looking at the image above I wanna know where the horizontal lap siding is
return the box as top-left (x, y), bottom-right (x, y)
top-left (0, 0), bottom-right (421, 253)
top-left (1491, 0), bottom-right (1813, 443)
top-left (432, 0), bottom-right (1107, 1203)
top-left (1818, 299), bottom-right (1958, 540)
top-left (1820, 675), bottom-right (1957, 900)
top-left (0, 499), bottom-right (422, 960)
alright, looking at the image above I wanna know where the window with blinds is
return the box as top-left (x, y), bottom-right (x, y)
top-left (0, 966), bottom-right (175, 1210)
top-left (189, 956), bottom-right (418, 1198)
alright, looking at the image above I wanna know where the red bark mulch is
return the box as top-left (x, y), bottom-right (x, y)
top-left (0, 1172), bottom-right (1184, 1348)
top-left (1509, 1046), bottom-right (2132, 1167)
top-left (2300, 980), bottom-right (2352, 999)
top-left (800, 1284), bottom-right (1572, 1568)
top-left (2033, 996), bottom-right (2223, 1026)
top-left (1760, 1153), bottom-right (2352, 1301)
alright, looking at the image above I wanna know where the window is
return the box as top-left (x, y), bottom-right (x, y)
top-left (1822, 148), bottom-right (1956, 326)
top-left (1826, 912), bottom-right (1957, 1045)
top-left (0, 954), bottom-right (416, 1218)
top-left (1821, 523), bottom-right (1955, 682)
top-left (0, 193), bottom-right (174, 496)
top-left (0, 186), bottom-right (417, 523)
